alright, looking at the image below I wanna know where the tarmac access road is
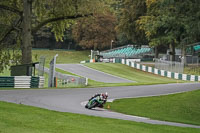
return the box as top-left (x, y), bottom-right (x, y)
top-left (0, 83), bottom-right (200, 128)
top-left (56, 64), bottom-right (134, 83)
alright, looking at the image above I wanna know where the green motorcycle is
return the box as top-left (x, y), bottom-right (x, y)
top-left (85, 95), bottom-right (105, 109)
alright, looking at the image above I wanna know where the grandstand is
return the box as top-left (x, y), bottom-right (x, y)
top-left (100, 45), bottom-right (152, 59)
top-left (193, 44), bottom-right (200, 52)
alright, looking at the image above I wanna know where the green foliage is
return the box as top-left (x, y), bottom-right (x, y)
top-left (117, 0), bottom-right (148, 45)
top-left (0, 48), bottom-right (21, 74)
top-left (32, 0), bottom-right (112, 42)
top-left (137, 0), bottom-right (200, 47)
top-left (0, 0), bottom-right (110, 72)
top-left (72, 11), bottom-right (117, 50)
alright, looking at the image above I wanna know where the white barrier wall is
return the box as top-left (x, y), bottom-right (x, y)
top-left (14, 76), bottom-right (44, 88)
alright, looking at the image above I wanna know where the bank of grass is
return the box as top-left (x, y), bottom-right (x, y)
top-left (184, 66), bottom-right (200, 76)
top-left (56, 68), bottom-right (81, 77)
top-left (105, 89), bottom-right (200, 126)
top-left (0, 101), bottom-right (199, 133)
top-left (84, 63), bottom-right (185, 84)
top-left (32, 50), bottom-right (90, 66)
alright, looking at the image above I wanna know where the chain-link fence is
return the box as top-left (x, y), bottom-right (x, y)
top-left (154, 58), bottom-right (184, 73)
top-left (55, 72), bottom-right (87, 87)
top-left (36, 65), bottom-right (88, 87)
top-left (38, 56), bottom-right (45, 76)
top-left (187, 56), bottom-right (199, 64)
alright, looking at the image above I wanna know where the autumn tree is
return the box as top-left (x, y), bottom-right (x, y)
top-left (72, 11), bottom-right (117, 50)
top-left (137, 0), bottom-right (200, 62)
top-left (0, 0), bottom-right (106, 72)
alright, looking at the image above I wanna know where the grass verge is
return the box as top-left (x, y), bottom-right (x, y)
top-left (184, 66), bottom-right (200, 76)
top-left (32, 50), bottom-right (90, 67)
top-left (0, 101), bottom-right (200, 133)
top-left (105, 89), bottom-right (200, 126)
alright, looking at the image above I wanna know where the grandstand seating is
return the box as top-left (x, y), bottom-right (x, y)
top-left (193, 45), bottom-right (200, 51)
top-left (100, 45), bottom-right (152, 58)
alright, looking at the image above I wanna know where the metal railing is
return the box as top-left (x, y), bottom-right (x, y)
top-left (154, 58), bottom-right (184, 73)
top-left (37, 66), bottom-right (88, 87)
top-left (55, 72), bottom-right (87, 87)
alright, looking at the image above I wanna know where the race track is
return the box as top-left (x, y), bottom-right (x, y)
top-left (0, 83), bottom-right (200, 128)
top-left (56, 64), bottom-right (134, 83)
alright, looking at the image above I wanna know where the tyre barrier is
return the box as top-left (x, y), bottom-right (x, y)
top-left (0, 76), bottom-right (45, 88)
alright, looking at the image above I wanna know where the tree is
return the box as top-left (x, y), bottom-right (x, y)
top-left (72, 11), bottom-right (117, 50)
top-left (116, 0), bottom-right (148, 46)
top-left (0, 0), bottom-right (106, 72)
top-left (137, 0), bottom-right (200, 62)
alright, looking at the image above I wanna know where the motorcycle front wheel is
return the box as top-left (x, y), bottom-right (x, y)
top-left (88, 101), bottom-right (98, 109)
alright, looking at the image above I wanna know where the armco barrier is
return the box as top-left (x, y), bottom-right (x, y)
top-left (0, 77), bottom-right (15, 88)
top-left (0, 76), bottom-right (45, 88)
top-left (14, 76), bottom-right (31, 88)
top-left (117, 59), bottom-right (200, 82)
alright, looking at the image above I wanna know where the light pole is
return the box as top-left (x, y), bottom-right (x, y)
top-left (111, 40), bottom-right (114, 49)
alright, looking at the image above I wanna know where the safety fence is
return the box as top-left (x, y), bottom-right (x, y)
top-left (55, 72), bottom-right (88, 87)
top-left (154, 58), bottom-right (184, 73)
top-left (0, 76), bottom-right (45, 88)
top-left (38, 66), bottom-right (88, 87)
top-left (113, 58), bottom-right (200, 82)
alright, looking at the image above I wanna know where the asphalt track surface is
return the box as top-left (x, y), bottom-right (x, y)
top-left (0, 83), bottom-right (200, 128)
top-left (56, 64), bottom-right (134, 83)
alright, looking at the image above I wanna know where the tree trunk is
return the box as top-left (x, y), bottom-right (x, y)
top-left (154, 46), bottom-right (159, 58)
top-left (22, 0), bottom-right (32, 64)
top-left (169, 43), bottom-right (176, 61)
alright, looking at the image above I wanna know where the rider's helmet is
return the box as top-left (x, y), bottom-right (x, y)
top-left (101, 92), bottom-right (108, 99)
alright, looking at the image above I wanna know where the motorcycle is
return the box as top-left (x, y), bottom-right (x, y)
top-left (85, 95), bottom-right (106, 109)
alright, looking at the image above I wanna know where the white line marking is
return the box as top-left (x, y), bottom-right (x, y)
top-left (81, 64), bottom-right (136, 82)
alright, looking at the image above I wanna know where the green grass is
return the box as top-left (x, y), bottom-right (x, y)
top-left (56, 68), bottom-right (81, 77)
top-left (0, 101), bottom-right (200, 133)
top-left (184, 66), bottom-right (200, 76)
top-left (106, 89), bottom-right (200, 126)
top-left (32, 50), bottom-right (90, 66)
top-left (84, 63), bottom-right (185, 84)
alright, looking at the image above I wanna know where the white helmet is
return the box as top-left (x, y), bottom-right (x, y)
top-left (105, 92), bottom-right (108, 97)
top-left (102, 92), bottom-right (108, 99)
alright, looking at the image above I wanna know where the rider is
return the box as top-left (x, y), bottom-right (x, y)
top-left (89, 92), bottom-right (108, 108)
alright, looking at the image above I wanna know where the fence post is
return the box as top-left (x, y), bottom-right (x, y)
top-left (48, 54), bottom-right (58, 87)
